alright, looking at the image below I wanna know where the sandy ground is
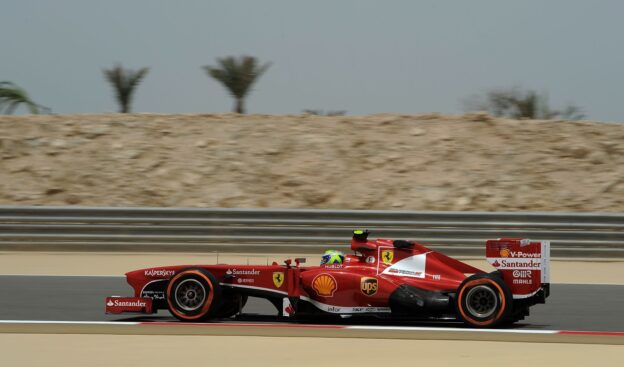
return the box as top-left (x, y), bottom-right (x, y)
top-left (0, 252), bottom-right (622, 284)
top-left (4, 113), bottom-right (624, 360)
top-left (0, 334), bottom-right (622, 367)
top-left (1, 113), bottom-right (624, 211)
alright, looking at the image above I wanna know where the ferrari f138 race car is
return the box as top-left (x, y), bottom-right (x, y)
top-left (106, 230), bottom-right (550, 328)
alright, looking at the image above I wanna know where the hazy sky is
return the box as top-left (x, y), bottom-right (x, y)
top-left (2, 0), bottom-right (623, 120)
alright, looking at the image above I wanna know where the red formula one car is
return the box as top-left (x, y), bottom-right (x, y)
top-left (106, 230), bottom-right (550, 328)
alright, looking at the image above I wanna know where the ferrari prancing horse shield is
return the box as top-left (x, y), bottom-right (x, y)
top-left (381, 249), bottom-right (394, 265)
top-left (273, 272), bottom-right (285, 288)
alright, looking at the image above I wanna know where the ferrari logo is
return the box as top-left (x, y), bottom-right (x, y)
top-left (381, 250), bottom-right (394, 265)
top-left (273, 272), bottom-right (285, 288)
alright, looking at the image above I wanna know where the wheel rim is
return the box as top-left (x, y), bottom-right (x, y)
top-left (465, 284), bottom-right (498, 318)
top-left (174, 279), bottom-right (207, 311)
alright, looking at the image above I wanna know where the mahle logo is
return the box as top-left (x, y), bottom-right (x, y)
top-left (360, 277), bottom-right (378, 296)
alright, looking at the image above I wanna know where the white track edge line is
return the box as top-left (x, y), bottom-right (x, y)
top-left (0, 320), bottom-right (558, 334)
top-left (347, 325), bottom-right (558, 334)
top-left (0, 320), bottom-right (139, 325)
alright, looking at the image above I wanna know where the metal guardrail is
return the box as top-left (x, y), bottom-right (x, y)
top-left (0, 206), bottom-right (623, 258)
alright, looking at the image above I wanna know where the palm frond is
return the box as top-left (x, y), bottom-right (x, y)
top-left (0, 81), bottom-right (40, 114)
top-left (103, 64), bottom-right (149, 113)
top-left (203, 55), bottom-right (271, 113)
top-left (466, 86), bottom-right (584, 120)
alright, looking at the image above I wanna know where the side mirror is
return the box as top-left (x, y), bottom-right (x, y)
top-left (295, 258), bottom-right (306, 266)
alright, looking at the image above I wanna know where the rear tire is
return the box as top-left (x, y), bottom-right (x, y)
top-left (166, 268), bottom-right (221, 322)
top-left (456, 273), bottom-right (512, 328)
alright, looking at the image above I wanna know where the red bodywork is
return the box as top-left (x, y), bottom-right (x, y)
top-left (106, 233), bottom-right (550, 325)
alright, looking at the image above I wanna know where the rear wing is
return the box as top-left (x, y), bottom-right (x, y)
top-left (486, 238), bottom-right (550, 300)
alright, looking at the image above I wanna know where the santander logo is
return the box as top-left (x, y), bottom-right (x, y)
top-left (499, 259), bottom-right (541, 268)
top-left (108, 299), bottom-right (147, 307)
top-left (489, 257), bottom-right (541, 270)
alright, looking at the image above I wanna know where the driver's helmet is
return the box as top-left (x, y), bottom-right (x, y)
top-left (321, 250), bottom-right (345, 265)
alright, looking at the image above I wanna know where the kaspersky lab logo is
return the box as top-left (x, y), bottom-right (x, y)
top-left (144, 269), bottom-right (175, 277)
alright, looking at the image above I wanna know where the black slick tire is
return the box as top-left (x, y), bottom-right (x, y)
top-left (456, 273), bottom-right (512, 328)
top-left (166, 268), bottom-right (221, 322)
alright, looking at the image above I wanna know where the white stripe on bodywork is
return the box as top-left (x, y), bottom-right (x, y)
top-left (541, 240), bottom-right (551, 283)
top-left (381, 252), bottom-right (429, 278)
top-left (512, 288), bottom-right (542, 299)
top-left (219, 283), bottom-right (288, 295)
top-left (300, 296), bottom-right (391, 314)
top-left (140, 279), bottom-right (167, 294)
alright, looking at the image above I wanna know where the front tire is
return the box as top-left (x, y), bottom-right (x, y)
top-left (456, 273), bottom-right (512, 328)
top-left (166, 268), bottom-right (221, 322)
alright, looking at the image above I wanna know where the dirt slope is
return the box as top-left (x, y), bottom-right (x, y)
top-left (1, 113), bottom-right (623, 211)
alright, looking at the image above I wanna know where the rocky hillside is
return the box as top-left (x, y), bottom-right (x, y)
top-left (1, 113), bottom-right (623, 211)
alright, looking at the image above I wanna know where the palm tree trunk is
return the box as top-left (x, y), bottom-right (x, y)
top-left (5, 101), bottom-right (19, 115)
top-left (235, 98), bottom-right (245, 114)
top-left (120, 100), bottom-right (130, 113)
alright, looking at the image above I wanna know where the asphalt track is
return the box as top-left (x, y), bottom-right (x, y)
top-left (0, 275), bottom-right (622, 332)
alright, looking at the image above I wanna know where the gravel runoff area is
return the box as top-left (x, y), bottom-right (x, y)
top-left (1, 334), bottom-right (622, 367)
top-left (0, 252), bottom-right (622, 284)
top-left (1, 113), bottom-right (624, 211)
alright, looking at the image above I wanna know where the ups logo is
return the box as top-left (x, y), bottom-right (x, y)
top-left (360, 277), bottom-right (378, 296)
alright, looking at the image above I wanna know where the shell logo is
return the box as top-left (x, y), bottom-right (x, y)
top-left (312, 274), bottom-right (337, 297)
top-left (500, 248), bottom-right (510, 257)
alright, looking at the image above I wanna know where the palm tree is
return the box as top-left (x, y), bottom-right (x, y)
top-left (0, 81), bottom-right (40, 114)
top-left (103, 64), bottom-right (149, 113)
top-left (465, 87), bottom-right (585, 120)
top-left (203, 56), bottom-right (271, 114)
